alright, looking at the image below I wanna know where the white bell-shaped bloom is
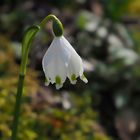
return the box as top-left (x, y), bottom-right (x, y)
top-left (42, 36), bottom-right (88, 89)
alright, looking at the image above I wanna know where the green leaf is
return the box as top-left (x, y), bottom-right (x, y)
top-left (20, 25), bottom-right (40, 75)
top-left (22, 25), bottom-right (40, 56)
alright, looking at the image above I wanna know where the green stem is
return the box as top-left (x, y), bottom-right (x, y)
top-left (39, 14), bottom-right (63, 36)
top-left (11, 74), bottom-right (25, 140)
top-left (11, 14), bottom-right (64, 140)
top-left (39, 14), bottom-right (56, 27)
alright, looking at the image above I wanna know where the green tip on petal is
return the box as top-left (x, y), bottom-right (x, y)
top-left (71, 74), bottom-right (76, 81)
top-left (81, 74), bottom-right (88, 83)
top-left (55, 75), bottom-right (61, 85)
top-left (45, 78), bottom-right (49, 86)
top-left (55, 76), bottom-right (62, 89)
top-left (70, 74), bottom-right (77, 84)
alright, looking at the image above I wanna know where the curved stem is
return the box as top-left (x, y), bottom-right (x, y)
top-left (39, 14), bottom-right (57, 28)
top-left (39, 14), bottom-right (64, 37)
top-left (11, 14), bottom-right (64, 140)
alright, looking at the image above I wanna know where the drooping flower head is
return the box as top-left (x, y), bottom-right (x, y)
top-left (42, 36), bottom-right (88, 89)
top-left (42, 16), bottom-right (88, 89)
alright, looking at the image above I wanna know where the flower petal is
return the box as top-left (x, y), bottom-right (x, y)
top-left (70, 74), bottom-right (77, 84)
top-left (45, 77), bottom-right (50, 86)
top-left (43, 54), bottom-right (67, 84)
top-left (56, 84), bottom-right (63, 90)
top-left (42, 37), bottom-right (71, 85)
top-left (42, 37), bottom-right (70, 69)
top-left (67, 51), bottom-right (83, 79)
top-left (59, 37), bottom-right (84, 78)
top-left (80, 74), bottom-right (88, 83)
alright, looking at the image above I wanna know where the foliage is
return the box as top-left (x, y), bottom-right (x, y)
top-left (127, 0), bottom-right (140, 15)
top-left (0, 36), bottom-right (111, 139)
top-left (101, 0), bottom-right (131, 20)
top-left (75, 8), bottom-right (140, 139)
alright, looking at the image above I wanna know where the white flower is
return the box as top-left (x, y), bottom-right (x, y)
top-left (42, 36), bottom-right (88, 89)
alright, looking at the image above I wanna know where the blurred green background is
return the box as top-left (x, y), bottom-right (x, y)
top-left (0, 0), bottom-right (140, 140)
